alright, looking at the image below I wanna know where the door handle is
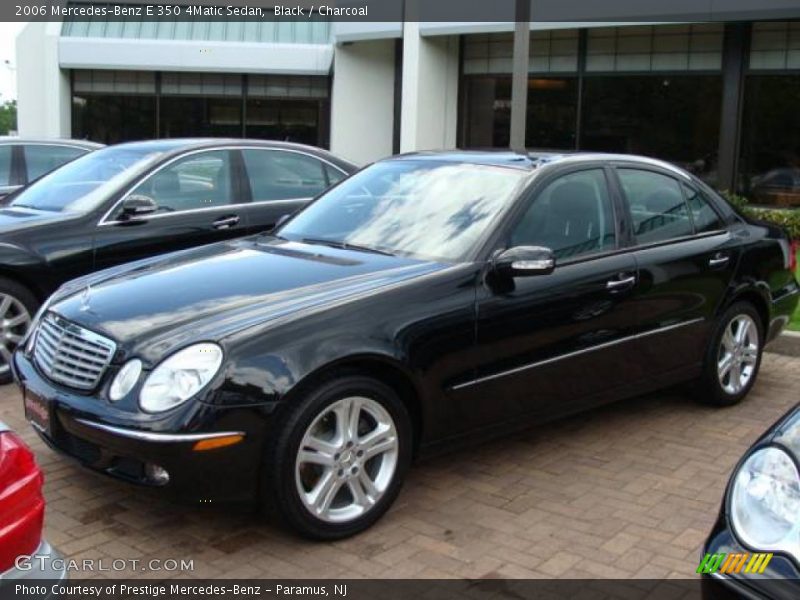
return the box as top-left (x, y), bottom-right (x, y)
top-left (212, 215), bottom-right (240, 230)
top-left (606, 275), bottom-right (637, 291)
top-left (709, 254), bottom-right (730, 267)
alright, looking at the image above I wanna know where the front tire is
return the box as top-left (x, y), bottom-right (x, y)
top-left (696, 301), bottom-right (763, 407)
top-left (264, 375), bottom-right (412, 539)
top-left (0, 278), bottom-right (38, 384)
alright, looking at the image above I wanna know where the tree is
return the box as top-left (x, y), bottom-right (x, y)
top-left (0, 100), bottom-right (17, 135)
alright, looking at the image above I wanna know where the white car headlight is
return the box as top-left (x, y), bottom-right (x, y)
top-left (730, 446), bottom-right (800, 561)
top-left (109, 359), bottom-right (143, 402)
top-left (139, 343), bottom-right (223, 413)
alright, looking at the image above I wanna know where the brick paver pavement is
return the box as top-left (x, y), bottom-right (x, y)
top-left (2, 352), bottom-right (798, 580)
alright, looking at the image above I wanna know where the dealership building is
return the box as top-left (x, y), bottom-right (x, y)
top-left (16, 1), bottom-right (800, 204)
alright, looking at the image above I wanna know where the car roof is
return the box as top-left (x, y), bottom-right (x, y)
top-left (388, 149), bottom-right (693, 179)
top-left (0, 137), bottom-right (104, 149)
top-left (107, 138), bottom-right (357, 171)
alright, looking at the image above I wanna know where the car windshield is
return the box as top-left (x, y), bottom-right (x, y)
top-left (278, 160), bottom-right (526, 262)
top-left (9, 146), bottom-right (164, 213)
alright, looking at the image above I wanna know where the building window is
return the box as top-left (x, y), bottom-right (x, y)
top-left (739, 75), bottom-right (800, 207)
top-left (462, 29), bottom-right (579, 149)
top-left (580, 75), bottom-right (722, 184)
top-left (749, 21), bottom-right (800, 70)
top-left (586, 24), bottom-right (724, 72)
top-left (72, 70), bottom-right (157, 143)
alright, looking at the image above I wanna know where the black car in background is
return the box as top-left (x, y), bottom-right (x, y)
top-left (12, 151), bottom-right (799, 539)
top-left (702, 402), bottom-right (800, 599)
top-left (0, 138), bottom-right (102, 200)
top-left (0, 138), bottom-right (355, 381)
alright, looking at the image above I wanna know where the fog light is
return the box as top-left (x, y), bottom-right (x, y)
top-left (145, 463), bottom-right (170, 485)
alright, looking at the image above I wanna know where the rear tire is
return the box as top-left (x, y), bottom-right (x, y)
top-left (263, 374), bottom-right (412, 539)
top-left (695, 301), bottom-right (763, 407)
top-left (0, 278), bottom-right (38, 384)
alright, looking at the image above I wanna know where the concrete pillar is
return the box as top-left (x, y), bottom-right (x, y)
top-left (330, 39), bottom-right (396, 165)
top-left (16, 23), bottom-right (71, 138)
top-left (399, 23), bottom-right (459, 153)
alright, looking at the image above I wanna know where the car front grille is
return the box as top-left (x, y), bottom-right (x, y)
top-left (33, 312), bottom-right (116, 391)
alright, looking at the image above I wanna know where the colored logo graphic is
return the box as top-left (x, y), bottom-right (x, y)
top-left (697, 552), bottom-right (773, 575)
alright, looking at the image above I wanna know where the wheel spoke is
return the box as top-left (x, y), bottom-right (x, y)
top-left (722, 327), bottom-right (736, 352)
top-left (735, 318), bottom-right (751, 345)
top-left (347, 479), bottom-right (370, 508)
top-left (302, 434), bottom-right (340, 457)
top-left (363, 433), bottom-right (397, 461)
top-left (298, 448), bottom-right (336, 467)
top-left (718, 353), bottom-right (734, 378)
top-left (308, 470), bottom-right (341, 516)
top-left (358, 470), bottom-right (379, 501)
top-left (729, 361), bottom-right (742, 392)
top-left (6, 314), bottom-right (29, 328)
top-left (0, 296), bottom-right (12, 319)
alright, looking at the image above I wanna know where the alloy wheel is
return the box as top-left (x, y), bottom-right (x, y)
top-left (0, 293), bottom-right (31, 376)
top-left (717, 314), bottom-right (759, 395)
top-left (295, 396), bottom-right (399, 523)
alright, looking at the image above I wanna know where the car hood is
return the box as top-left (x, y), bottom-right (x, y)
top-left (0, 207), bottom-right (74, 234)
top-left (49, 236), bottom-right (447, 362)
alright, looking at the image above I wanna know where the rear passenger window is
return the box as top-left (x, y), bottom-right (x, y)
top-left (0, 146), bottom-right (11, 186)
top-left (510, 169), bottom-right (616, 260)
top-left (242, 149), bottom-right (328, 202)
top-left (619, 169), bottom-right (692, 244)
top-left (25, 145), bottom-right (86, 181)
top-left (684, 184), bottom-right (723, 233)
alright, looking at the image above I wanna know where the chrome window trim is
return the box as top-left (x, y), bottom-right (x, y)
top-left (75, 419), bottom-right (246, 443)
top-left (97, 145), bottom-right (348, 227)
top-left (450, 317), bottom-right (706, 391)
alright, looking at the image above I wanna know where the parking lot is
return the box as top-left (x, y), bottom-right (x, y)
top-left (2, 351), bottom-right (798, 580)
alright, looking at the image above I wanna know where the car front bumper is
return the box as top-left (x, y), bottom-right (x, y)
top-left (13, 350), bottom-right (267, 505)
top-left (0, 540), bottom-right (67, 582)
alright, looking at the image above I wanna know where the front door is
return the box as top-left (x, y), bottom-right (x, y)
top-left (462, 167), bottom-right (644, 429)
top-left (93, 149), bottom-right (249, 270)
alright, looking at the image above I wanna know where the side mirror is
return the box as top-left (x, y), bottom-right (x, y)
top-left (493, 246), bottom-right (555, 277)
top-left (121, 194), bottom-right (158, 219)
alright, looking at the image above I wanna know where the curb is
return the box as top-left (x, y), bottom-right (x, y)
top-left (768, 331), bottom-right (800, 357)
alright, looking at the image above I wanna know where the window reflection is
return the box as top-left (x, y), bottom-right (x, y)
top-left (280, 161), bottom-right (525, 262)
top-left (739, 76), bottom-right (800, 207)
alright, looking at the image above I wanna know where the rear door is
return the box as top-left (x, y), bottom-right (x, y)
top-left (238, 148), bottom-right (346, 234)
top-left (93, 148), bottom-right (249, 270)
top-left (614, 165), bottom-right (739, 375)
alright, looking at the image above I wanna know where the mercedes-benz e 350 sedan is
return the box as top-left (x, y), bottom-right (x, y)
top-left (12, 151), bottom-right (799, 539)
top-left (0, 139), bottom-right (354, 382)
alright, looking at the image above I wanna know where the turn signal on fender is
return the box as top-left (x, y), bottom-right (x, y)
top-left (192, 435), bottom-right (244, 452)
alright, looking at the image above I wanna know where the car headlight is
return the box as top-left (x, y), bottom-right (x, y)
top-left (109, 359), bottom-right (143, 402)
top-left (730, 446), bottom-right (800, 561)
top-left (139, 343), bottom-right (223, 413)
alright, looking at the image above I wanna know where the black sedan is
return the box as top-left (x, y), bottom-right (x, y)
top-left (0, 138), bottom-right (102, 200)
top-left (702, 402), bottom-right (800, 599)
top-left (12, 151), bottom-right (799, 539)
top-left (0, 139), bottom-right (355, 381)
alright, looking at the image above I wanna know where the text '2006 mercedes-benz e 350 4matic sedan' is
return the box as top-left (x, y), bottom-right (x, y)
top-left (12, 151), bottom-right (800, 539)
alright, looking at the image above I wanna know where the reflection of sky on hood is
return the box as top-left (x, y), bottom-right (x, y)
top-left (284, 163), bottom-right (525, 261)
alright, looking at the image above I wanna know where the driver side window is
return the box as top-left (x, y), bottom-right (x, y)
top-left (125, 150), bottom-right (234, 215)
top-left (510, 169), bottom-right (616, 260)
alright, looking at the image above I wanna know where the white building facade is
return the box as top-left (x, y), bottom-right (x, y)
top-left (15, 6), bottom-right (800, 203)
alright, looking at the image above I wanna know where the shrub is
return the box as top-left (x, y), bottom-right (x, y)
top-left (720, 191), bottom-right (800, 241)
